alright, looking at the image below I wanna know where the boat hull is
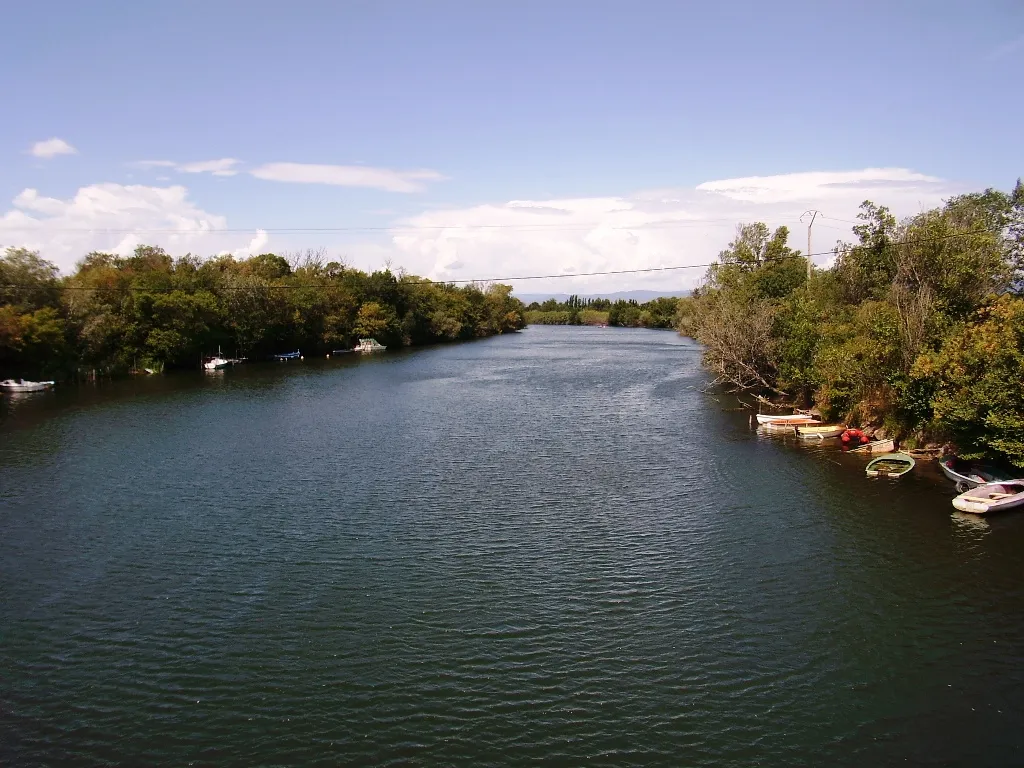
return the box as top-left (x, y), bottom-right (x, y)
top-left (756, 413), bottom-right (811, 425)
top-left (939, 458), bottom-right (1011, 490)
top-left (952, 482), bottom-right (1024, 514)
top-left (865, 452), bottom-right (916, 478)
top-left (0, 380), bottom-right (55, 392)
top-left (849, 439), bottom-right (895, 454)
top-left (795, 425), bottom-right (845, 439)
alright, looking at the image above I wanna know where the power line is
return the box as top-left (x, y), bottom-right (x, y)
top-left (0, 226), bottom-right (999, 291)
top-left (0, 216), bottom-right (773, 235)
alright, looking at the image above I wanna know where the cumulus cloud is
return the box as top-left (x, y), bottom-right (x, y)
top-left (136, 158), bottom-right (241, 176)
top-left (250, 162), bottom-right (445, 193)
top-left (28, 138), bottom-right (77, 159)
top-left (225, 229), bottom-right (269, 259)
top-left (387, 168), bottom-right (967, 294)
top-left (0, 183), bottom-right (265, 273)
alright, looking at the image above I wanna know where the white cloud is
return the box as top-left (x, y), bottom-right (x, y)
top-left (0, 183), bottom-right (265, 273)
top-left (386, 168), bottom-right (966, 294)
top-left (136, 158), bottom-right (241, 176)
top-left (250, 162), bottom-right (445, 193)
top-left (29, 138), bottom-right (77, 159)
top-left (225, 229), bottom-right (269, 258)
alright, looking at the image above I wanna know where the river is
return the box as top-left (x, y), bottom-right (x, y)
top-left (2, 325), bottom-right (1022, 766)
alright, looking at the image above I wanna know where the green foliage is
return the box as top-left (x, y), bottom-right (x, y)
top-left (682, 185), bottom-right (1024, 466)
top-left (915, 297), bottom-right (1024, 467)
top-left (0, 245), bottom-right (526, 379)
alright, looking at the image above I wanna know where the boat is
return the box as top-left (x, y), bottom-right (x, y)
top-left (849, 438), bottom-right (896, 454)
top-left (760, 418), bottom-right (820, 434)
top-left (939, 456), bottom-right (1013, 492)
top-left (755, 412), bottom-right (813, 425)
top-left (330, 349), bottom-right (353, 356)
top-left (952, 480), bottom-right (1024, 515)
top-left (795, 424), bottom-right (846, 440)
top-left (0, 379), bottom-right (55, 392)
top-left (865, 452), bottom-right (915, 478)
top-left (204, 346), bottom-right (230, 370)
top-left (354, 338), bottom-right (386, 353)
top-left (274, 350), bottom-right (302, 361)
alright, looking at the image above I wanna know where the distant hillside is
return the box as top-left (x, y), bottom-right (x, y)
top-left (516, 289), bottom-right (691, 304)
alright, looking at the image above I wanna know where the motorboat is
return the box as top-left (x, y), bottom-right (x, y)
top-left (0, 379), bottom-right (55, 392)
top-left (952, 480), bottom-right (1024, 515)
top-left (274, 350), bottom-right (302, 361)
top-left (354, 338), bottom-right (386, 353)
top-left (939, 456), bottom-right (1013, 492)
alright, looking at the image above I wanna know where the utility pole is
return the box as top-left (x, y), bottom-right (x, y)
top-left (800, 210), bottom-right (820, 281)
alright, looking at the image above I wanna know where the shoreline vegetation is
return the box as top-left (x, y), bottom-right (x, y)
top-left (675, 181), bottom-right (1024, 470)
top-left (4, 181), bottom-right (1021, 471)
top-left (525, 295), bottom-right (680, 329)
top-left (0, 247), bottom-right (525, 379)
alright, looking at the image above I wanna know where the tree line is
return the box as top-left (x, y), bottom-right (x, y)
top-left (525, 295), bottom-right (680, 328)
top-left (679, 181), bottom-right (1024, 468)
top-left (0, 246), bottom-right (526, 378)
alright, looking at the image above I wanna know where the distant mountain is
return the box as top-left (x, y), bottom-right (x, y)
top-left (515, 289), bottom-right (691, 304)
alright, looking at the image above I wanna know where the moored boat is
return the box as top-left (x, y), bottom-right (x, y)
top-left (274, 350), bottom-right (302, 361)
top-left (865, 452), bottom-right (915, 478)
top-left (204, 349), bottom-right (229, 370)
top-left (795, 424), bottom-right (846, 440)
top-left (0, 379), bottom-right (55, 392)
top-left (952, 480), bottom-right (1024, 515)
top-left (755, 412), bottom-right (813, 425)
top-left (939, 456), bottom-right (1013, 492)
top-left (760, 418), bottom-right (820, 434)
top-left (849, 438), bottom-right (896, 454)
top-left (354, 338), bottom-right (386, 353)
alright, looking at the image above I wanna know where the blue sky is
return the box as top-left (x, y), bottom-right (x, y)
top-left (2, 1), bottom-right (1023, 288)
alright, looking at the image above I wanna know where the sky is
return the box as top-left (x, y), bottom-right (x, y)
top-left (2, 0), bottom-right (1023, 293)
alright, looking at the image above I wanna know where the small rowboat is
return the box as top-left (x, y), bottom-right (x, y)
top-left (939, 457), bottom-right (1012, 492)
top-left (795, 424), bottom-right (845, 440)
top-left (755, 413), bottom-right (813, 425)
top-left (952, 480), bottom-right (1024, 515)
top-left (848, 438), bottom-right (896, 454)
top-left (760, 418), bottom-right (820, 434)
top-left (865, 452), bottom-right (915, 478)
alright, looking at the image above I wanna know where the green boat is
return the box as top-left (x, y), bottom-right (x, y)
top-left (865, 452), bottom-right (916, 478)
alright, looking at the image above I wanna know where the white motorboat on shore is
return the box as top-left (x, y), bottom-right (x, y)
top-left (0, 379), bottom-right (55, 392)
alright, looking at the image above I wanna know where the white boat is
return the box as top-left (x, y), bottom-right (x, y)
top-left (756, 413), bottom-right (813, 425)
top-left (203, 346), bottom-right (234, 370)
top-left (795, 424), bottom-right (846, 440)
top-left (354, 338), bottom-right (386, 353)
top-left (0, 379), bottom-right (55, 392)
top-left (760, 418), bottom-right (820, 434)
top-left (952, 480), bottom-right (1024, 515)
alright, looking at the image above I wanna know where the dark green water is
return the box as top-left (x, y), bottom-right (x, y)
top-left (2, 326), bottom-right (1023, 766)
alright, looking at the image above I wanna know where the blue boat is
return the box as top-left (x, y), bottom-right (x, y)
top-left (274, 350), bottom-right (301, 361)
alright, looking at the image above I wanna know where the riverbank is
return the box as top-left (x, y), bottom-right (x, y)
top-left (678, 185), bottom-right (1024, 471)
top-left (0, 246), bottom-right (526, 382)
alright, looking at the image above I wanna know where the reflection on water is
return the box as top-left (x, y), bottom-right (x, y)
top-left (1, 326), bottom-right (1023, 767)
